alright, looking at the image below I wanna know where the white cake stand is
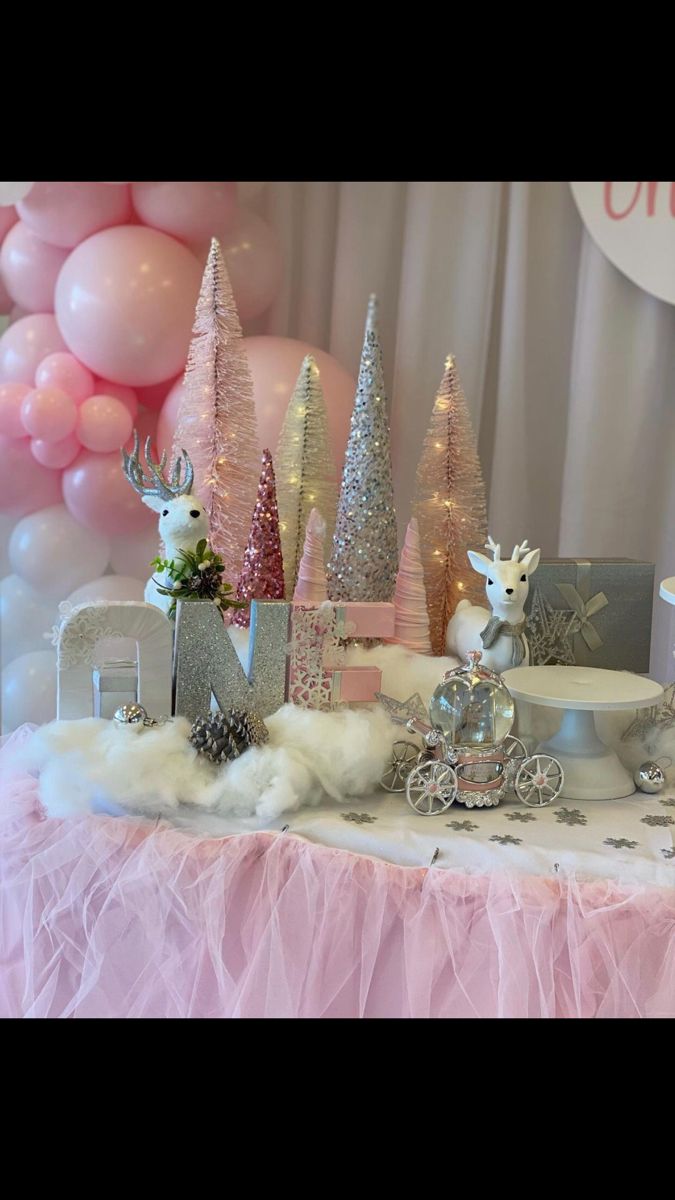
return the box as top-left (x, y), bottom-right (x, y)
top-left (503, 666), bottom-right (663, 800)
top-left (659, 577), bottom-right (675, 605)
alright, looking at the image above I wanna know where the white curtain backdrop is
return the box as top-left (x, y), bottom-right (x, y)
top-left (246, 181), bottom-right (675, 682)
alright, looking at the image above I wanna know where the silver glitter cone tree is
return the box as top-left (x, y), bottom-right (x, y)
top-left (171, 238), bottom-right (260, 585)
top-left (365, 291), bottom-right (378, 336)
top-left (275, 354), bottom-right (338, 598)
top-left (327, 297), bottom-right (398, 602)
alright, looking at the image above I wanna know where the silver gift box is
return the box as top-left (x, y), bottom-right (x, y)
top-left (92, 659), bottom-right (139, 720)
top-left (524, 558), bottom-right (655, 672)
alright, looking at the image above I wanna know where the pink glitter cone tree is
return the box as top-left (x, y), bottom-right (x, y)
top-left (231, 448), bottom-right (285, 628)
top-left (293, 507), bottom-right (328, 604)
top-left (171, 237), bottom-right (260, 584)
top-left (391, 517), bottom-right (432, 654)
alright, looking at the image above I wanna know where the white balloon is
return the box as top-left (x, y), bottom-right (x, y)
top-left (9, 504), bottom-right (110, 602)
top-left (238, 181), bottom-right (268, 202)
top-left (0, 514), bottom-right (13, 578)
top-left (0, 574), bottom-right (57, 668)
top-left (108, 527), bottom-right (159, 579)
top-left (1, 648), bottom-right (56, 733)
top-left (0, 182), bottom-right (34, 206)
top-left (67, 575), bottom-right (146, 606)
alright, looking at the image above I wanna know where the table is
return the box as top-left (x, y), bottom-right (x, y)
top-left (505, 666), bottom-right (663, 801)
top-left (2, 724), bottom-right (675, 1018)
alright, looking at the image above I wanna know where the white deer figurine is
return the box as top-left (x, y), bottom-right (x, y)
top-left (122, 432), bottom-right (210, 615)
top-left (445, 536), bottom-right (540, 674)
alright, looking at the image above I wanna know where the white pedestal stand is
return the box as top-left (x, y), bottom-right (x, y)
top-left (504, 666), bottom-right (663, 801)
top-left (659, 577), bottom-right (675, 606)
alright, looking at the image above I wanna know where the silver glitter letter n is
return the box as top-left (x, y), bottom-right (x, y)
top-left (173, 598), bottom-right (291, 722)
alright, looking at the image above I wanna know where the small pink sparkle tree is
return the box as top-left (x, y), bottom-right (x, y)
top-left (231, 448), bottom-right (285, 628)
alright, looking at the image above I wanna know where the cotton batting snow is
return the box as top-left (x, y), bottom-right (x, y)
top-left (20, 643), bottom-right (463, 821)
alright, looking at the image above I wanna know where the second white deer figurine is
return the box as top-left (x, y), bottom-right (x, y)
top-left (122, 432), bottom-right (210, 615)
top-left (445, 536), bottom-right (540, 674)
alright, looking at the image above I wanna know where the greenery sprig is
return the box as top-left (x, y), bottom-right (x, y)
top-left (151, 539), bottom-right (247, 620)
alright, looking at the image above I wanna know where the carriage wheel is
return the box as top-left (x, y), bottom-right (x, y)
top-left (515, 754), bottom-right (564, 807)
top-left (503, 734), bottom-right (528, 761)
top-left (406, 760), bottom-right (458, 816)
top-left (380, 741), bottom-right (421, 793)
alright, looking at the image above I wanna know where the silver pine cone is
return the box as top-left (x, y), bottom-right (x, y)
top-left (189, 708), bottom-right (269, 765)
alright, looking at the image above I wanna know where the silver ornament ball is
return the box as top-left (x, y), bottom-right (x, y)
top-left (114, 702), bottom-right (148, 726)
top-left (634, 761), bottom-right (666, 794)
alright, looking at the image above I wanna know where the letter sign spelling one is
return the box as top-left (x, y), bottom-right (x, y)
top-left (173, 598), bottom-right (291, 723)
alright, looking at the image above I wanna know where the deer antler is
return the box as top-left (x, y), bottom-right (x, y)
top-left (485, 535), bottom-right (501, 562)
top-left (121, 430), bottom-right (194, 501)
top-left (511, 540), bottom-right (531, 562)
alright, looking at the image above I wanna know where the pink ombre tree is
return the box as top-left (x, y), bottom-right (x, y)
top-left (391, 517), bottom-right (432, 654)
top-left (293, 508), bottom-right (328, 604)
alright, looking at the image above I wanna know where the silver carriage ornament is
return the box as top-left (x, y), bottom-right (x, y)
top-left (377, 651), bottom-right (565, 816)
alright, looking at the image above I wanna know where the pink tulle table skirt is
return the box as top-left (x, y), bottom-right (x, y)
top-left (2, 736), bottom-right (675, 1017)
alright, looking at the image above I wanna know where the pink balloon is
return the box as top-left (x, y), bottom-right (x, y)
top-left (0, 435), bottom-right (63, 516)
top-left (55, 226), bottom-right (202, 387)
top-left (0, 274), bottom-right (12, 316)
top-left (132, 182), bottom-right (237, 244)
top-left (136, 377), bottom-right (177, 412)
top-left (21, 386), bottom-right (77, 442)
top-left (77, 394), bottom-right (133, 452)
top-left (62, 448), bottom-right (156, 537)
top-left (0, 381), bottom-right (30, 437)
top-left (17, 182), bottom-right (131, 249)
top-left (0, 314), bottom-right (67, 385)
top-left (0, 222), bottom-right (69, 312)
top-left (125, 405), bottom-right (158, 456)
top-left (157, 378), bottom-right (180, 459)
top-left (36, 352), bottom-right (94, 403)
top-left (9, 305), bottom-right (28, 324)
top-left (0, 205), bottom-right (18, 244)
top-left (193, 207), bottom-right (283, 321)
top-left (93, 378), bottom-right (138, 419)
top-left (31, 433), bottom-right (80, 469)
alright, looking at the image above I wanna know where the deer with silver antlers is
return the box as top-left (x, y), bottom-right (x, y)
top-left (121, 432), bottom-right (210, 614)
top-left (445, 536), bottom-right (541, 674)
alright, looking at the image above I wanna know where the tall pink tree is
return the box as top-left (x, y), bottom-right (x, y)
top-left (171, 237), bottom-right (259, 584)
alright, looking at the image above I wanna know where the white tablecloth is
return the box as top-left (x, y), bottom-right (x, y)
top-left (163, 787), bottom-right (675, 888)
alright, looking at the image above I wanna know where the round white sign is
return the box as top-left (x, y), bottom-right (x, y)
top-left (570, 182), bottom-right (675, 305)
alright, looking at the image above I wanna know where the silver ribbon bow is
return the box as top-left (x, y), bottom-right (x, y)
top-left (556, 561), bottom-right (608, 652)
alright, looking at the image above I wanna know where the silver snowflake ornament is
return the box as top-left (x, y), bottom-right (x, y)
top-left (376, 691), bottom-right (429, 726)
top-left (526, 587), bottom-right (578, 666)
top-left (554, 807), bottom-right (588, 827)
